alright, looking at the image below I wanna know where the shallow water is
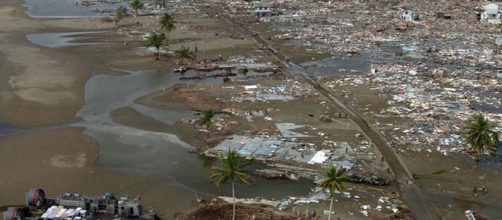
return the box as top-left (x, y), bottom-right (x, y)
top-left (0, 123), bottom-right (21, 137)
top-left (301, 54), bottom-right (371, 76)
top-left (470, 143), bottom-right (502, 170)
top-left (75, 69), bottom-right (313, 199)
top-left (26, 31), bottom-right (107, 48)
top-left (25, 0), bottom-right (126, 18)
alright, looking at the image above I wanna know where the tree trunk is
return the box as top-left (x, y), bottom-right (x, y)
top-left (232, 180), bottom-right (236, 220)
top-left (476, 150), bottom-right (481, 166)
top-left (328, 196), bottom-right (334, 220)
top-left (157, 48), bottom-right (160, 60)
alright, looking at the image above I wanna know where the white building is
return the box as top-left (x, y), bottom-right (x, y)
top-left (253, 3), bottom-right (271, 16)
top-left (400, 9), bottom-right (414, 21)
top-left (481, 3), bottom-right (501, 24)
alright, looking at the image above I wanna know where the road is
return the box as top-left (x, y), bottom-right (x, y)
top-left (217, 6), bottom-right (439, 220)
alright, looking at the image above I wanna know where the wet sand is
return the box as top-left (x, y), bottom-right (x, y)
top-left (0, 0), bottom-right (315, 218)
top-left (0, 0), bottom-right (201, 217)
top-left (0, 0), bottom-right (193, 217)
top-left (0, 127), bottom-right (200, 218)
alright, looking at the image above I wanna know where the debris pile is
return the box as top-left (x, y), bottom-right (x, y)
top-left (327, 64), bottom-right (502, 154)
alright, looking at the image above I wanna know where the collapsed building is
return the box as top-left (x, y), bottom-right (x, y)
top-left (2, 189), bottom-right (155, 220)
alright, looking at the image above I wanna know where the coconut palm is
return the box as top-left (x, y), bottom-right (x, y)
top-left (462, 113), bottom-right (499, 165)
top-left (159, 12), bottom-right (176, 34)
top-left (114, 6), bottom-right (128, 28)
top-left (199, 109), bottom-right (215, 129)
top-left (211, 149), bottom-right (251, 220)
top-left (318, 163), bottom-right (350, 220)
top-left (175, 46), bottom-right (196, 64)
top-left (144, 32), bottom-right (167, 60)
top-left (129, 0), bottom-right (144, 15)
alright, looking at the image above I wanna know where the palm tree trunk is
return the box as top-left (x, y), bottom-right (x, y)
top-left (476, 150), bottom-right (481, 166)
top-left (328, 196), bottom-right (334, 220)
top-left (232, 180), bottom-right (236, 220)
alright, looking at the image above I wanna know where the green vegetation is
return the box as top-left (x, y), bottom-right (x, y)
top-left (175, 46), bottom-right (196, 64)
top-left (129, 0), bottom-right (144, 15)
top-left (114, 6), bottom-right (128, 28)
top-left (211, 149), bottom-right (251, 220)
top-left (462, 113), bottom-right (499, 165)
top-left (159, 12), bottom-right (176, 33)
top-left (318, 163), bottom-right (350, 220)
top-left (144, 32), bottom-right (167, 60)
top-left (199, 109), bottom-right (215, 129)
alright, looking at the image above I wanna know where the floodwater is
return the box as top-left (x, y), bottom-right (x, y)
top-left (0, 123), bottom-right (21, 137)
top-left (75, 69), bottom-right (313, 199)
top-left (24, 0), bottom-right (126, 18)
top-left (472, 143), bottom-right (502, 170)
top-left (301, 54), bottom-right (371, 76)
top-left (26, 31), bottom-right (107, 48)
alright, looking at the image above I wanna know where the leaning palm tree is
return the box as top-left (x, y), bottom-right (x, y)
top-left (114, 6), bottom-right (128, 28)
top-left (199, 109), bottom-right (215, 129)
top-left (129, 0), bottom-right (144, 15)
top-left (159, 12), bottom-right (176, 34)
top-left (175, 46), bottom-right (196, 64)
top-left (318, 163), bottom-right (350, 220)
top-left (462, 113), bottom-right (499, 166)
top-left (144, 32), bottom-right (167, 60)
top-left (211, 149), bottom-right (251, 220)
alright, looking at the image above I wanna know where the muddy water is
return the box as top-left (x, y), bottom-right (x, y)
top-left (24, 0), bottom-right (126, 18)
top-left (18, 0), bottom-right (316, 202)
top-left (75, 69), bottom-right (313, 199)
top-left (0, 122), bottom-right (21, 137)
top-left (26, 31), bottom-right (107, 48)
top-left (302, 54), bottom-right (372, 76)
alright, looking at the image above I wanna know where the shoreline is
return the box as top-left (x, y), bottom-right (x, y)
top-left (0, 0), bottom-right (201, 217)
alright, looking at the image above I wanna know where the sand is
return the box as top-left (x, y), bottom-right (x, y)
top-left (0, 128), bottom-right (198, 218)
top-left (0, 0), bottom-right (201, 217)
top-left (0, 2), bottom-right (103, 127)
top-left (0, 0), bottom-right (271, 218)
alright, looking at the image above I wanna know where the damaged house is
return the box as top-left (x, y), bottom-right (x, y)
top-left (481, 2), bottom-right (501, 24)
top-left (253, 2), bottom-right (271, 16)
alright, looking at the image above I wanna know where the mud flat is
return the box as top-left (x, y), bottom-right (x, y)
top-left (0, 0), bottom-right (319, 218)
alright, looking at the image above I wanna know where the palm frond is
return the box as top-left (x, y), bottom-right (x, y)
top-left (210, 149), bottom-right (251, 187)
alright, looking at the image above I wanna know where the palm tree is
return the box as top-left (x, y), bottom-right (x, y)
top-left (144, 32), bottom-right (167, 60)
top-left (211, 149), bottom-right (251, 220)
top-left (199, 109), bottom-right (215, 129)
top-left (129, 0), bottom-right (144, 15)
top-left (114, 6), bottom-right (128, 28)
top-left (318, 163), bottom-right (350, 220)
top-left (462, 113), bottom-right (499, 165)
top-left (175, 46), bottom-right (196, 64)
top-left (159, 12), bottom-right (176, 34)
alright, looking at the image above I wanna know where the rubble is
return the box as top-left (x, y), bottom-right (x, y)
top-left (326, 63), bottom-right (501, 154)
top-left (224, 0), bottom-right (501, 67)
top-left (205, 134), bottom-right (390, 185)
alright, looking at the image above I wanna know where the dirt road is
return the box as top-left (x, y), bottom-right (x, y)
top-left (217, 6), bottom-right (440, 220)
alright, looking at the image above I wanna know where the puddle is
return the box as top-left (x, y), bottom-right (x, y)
top-left (25, 0), bottom-right (126, 18)
top-left (26, 31), bottom-right (107, 48)
top-left (466, 143), bottom-right (502, 171)
top-left (0, 122), bottom-right (21, 137)
top-left (301, 55), bottom-right (371, 76)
